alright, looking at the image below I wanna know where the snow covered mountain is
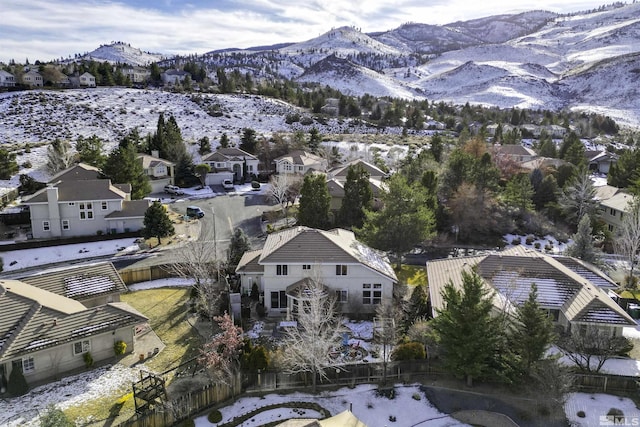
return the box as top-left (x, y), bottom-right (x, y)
top-left (75, 42), bottom-right (165, 66)
top-left (196, 2), bottom-right (640, 125)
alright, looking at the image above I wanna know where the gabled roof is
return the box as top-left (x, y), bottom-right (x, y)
top-left (274, 150), bottom-right (325, 167)
top-left (105, 200), bottom-right (150, 219)
top-left (137, 153), bottom-right (175, 168)
top-left (426, 246), bottom-right (635, 326)
top-left (259, 227), bottom-right (397, 282)
top-left (495, 144), bottom-right (537, 157)
top-left (48, 163), bottom-right (101, 183)
top-left (25, 179), bottom-right (128, 204)
top-left (203, 147), bottom-right (258, 162)
top-left (328, 159), bottom-right (386, 179)
top-left (19, 262), bottom-right (128, 301)
top-left (0, 279), bottom-right (147, 361)
top-left (600, 191), bottom-right (633, 212)
top-left (235, 250), bottom-right (264, 274)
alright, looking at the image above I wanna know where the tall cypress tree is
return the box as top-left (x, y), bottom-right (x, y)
top-left (338, 164), bottom-right (372, 229)
top-left (297, 174), bottom-right (331, 229)
top-left (103, 143), bottom-right (151, 199)
top-left (432, 270), bottom-right (501, 387)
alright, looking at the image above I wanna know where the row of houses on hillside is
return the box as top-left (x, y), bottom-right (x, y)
top-left (0, 262), bottom-right (147, 390)
top-left (1, 70), bottom-right (98, 88)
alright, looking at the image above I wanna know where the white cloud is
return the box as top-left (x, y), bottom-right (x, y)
top-left (0, 0), bottom-right (609, 63)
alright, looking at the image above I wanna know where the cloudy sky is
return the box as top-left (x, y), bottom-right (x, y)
top-left (1, 0), bottom-right (611, 63)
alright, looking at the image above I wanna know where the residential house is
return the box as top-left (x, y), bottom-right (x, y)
top-left (23, 163), bottom-right (150, 239)
top-left (19, 262), bottom-right (128, 308)
top-left (546, 124), bottom-right (569, 138)
top-left (0, 277), bottom-right (146, 388)
top-left (161, 69), bottom-right (191, 86)
top-left (79, 72), bottom-right (96, 88)
top-left (122, 66), bottom-right (151, 84)
top-left (493, 144), bottom-right (538, 163)
top-left (321, 98), bottom-right (340, 117)
top-left (0, 70), bottom-right (16, 87)
top-left (137, 151), bottom-right (175, 193)
top-left (202, 147), bottom-right (259, 185)
top-left (235, 227), bottom-right (397, 317)
top-left (273, 150), bottom-right (328, 175)
top-left (594, 185), bottom-right (634, 233)
top-left (585, 150), bottom-right (618, 174)
top-left (427, 246), bottom-right (636, 337)
top-left (22, 70), bottom-right (43, 87)
top-left (326, 159), bottom-right (386, 212)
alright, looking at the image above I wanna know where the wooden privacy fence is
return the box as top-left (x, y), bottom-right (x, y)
top-left (119, 265), bottom-right (174, 285)
top-left (572, 373), bottom-right (640, 393)
top-left (116, 375), bottom-right (241, 427)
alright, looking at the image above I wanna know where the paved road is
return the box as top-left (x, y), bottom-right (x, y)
top-left (116, 192), bottom-right (276, 270)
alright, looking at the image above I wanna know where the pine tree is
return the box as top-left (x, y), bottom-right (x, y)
top-left (511, 284), bottom-right (556, 376)
top-left (228, 228), bottom-right (251, 267)
top-left (76, 135), bottom-right (106, 169)
top-left (357, 174), bottom-right (435, 268)
top-left (338, 164), bottom-right (373, 229)
top-left (198, 136), bottom-right (211, 156)
top-left (142, 201), bottom-right (174, 246)
top-left (308, 127), bottom-right (321, 153)
top-left (219, 133), bottom-right (230, 148)
top-left (432, 270), bottom-right (502, 386)
top-left (103, 143), bottom-right (151, 199)
top-left (565, 214), bottom-right (602, 266)
top-left (239, 128), bottom-right (257, 154)
top-left (297, 174), bottom-right (331, 229)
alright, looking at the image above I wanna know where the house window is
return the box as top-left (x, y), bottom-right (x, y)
top-left (336, 290), bottom-right (348, 303)
top-left (73, 340), bottom-right (91, 356)
top-left (302, 264), bottom-right (311, 270)
top-left (62, 220), bottom-right (70, 230)
top-left (101, 201), bottom-right (108, 210)
top-left (608, 224), bottom-right (614, 232)
top-left (336, 265), bottom-right (348, 276)
top-left (43, 221), bottom-right (50, 231)
top-left (284, 163), bottom-right (292, 172)
top-left (271, 291), bottom-right (287, 309)
top-left (610, 208), bottom-right (616, 216)
top-left (68, 202), bottom-right (75, 206)
top-left (79, 202), bottom-right (94, 220)
top-left (276, 265), bottom-right (288, 276)
top-left (362, 283), bottom-right (382, 305)
top-left (22, 356), bottom-right (35, 373)
top-left (620, 212), bottom-right (624, 220)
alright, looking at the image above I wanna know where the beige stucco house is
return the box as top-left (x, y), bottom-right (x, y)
top-left (236, 227), bottom-right (397, 317)
top-left (137, 151), bottom-right (175, 193)
top-left (0, 274), bottom-right (146, 388)
top-left (202, 147), bottom-right (259, 185)
top-left (326, 159), bottom-right (386, 212)
top-left (427, 246), bottom-right (635, 337)
top-left (273, 150), bottom-right (328, 175)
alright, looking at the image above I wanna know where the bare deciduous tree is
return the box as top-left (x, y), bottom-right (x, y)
top-left (46, 138), bottom-right (75, 174)
top-left (165, 241), bottom-right (225, 331)
top-left (268, 174), bottom-right (301, 224)
top-left (559, 326), bottom-right (631, 373)
top-left (278, 273), bottom-right (344, 392)
top-left (614, 195), bottom-right (640, 287)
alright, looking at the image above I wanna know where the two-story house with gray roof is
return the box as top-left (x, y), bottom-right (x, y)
top-left (594, 185), bottom-right (634, 234)
top-left (326, 159), bottom-right (387, 213)
top-left (23, 163), bottom-right (150, 239)
top-left (273, 150), bottom-right (328, 175)
top-left (236, 227), bottom-right (397, 317)
top-left (137, 151), bottom-right (175, 193)
top-left (0, 276), bottom-right (146, 388)
top-left (427, 246), bottom-right (635, 337)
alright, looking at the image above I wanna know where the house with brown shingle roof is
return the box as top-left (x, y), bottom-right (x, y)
top-left (23, 163), bottom-right (150, 239)
top-left (236, 227), bottom-right (397, 317)
top-left (427, 246), bottom-right (635, 336)
top-left (326, 159), bottom-right (386, 212)
top-left (0, 277), bottom-right (146, 388)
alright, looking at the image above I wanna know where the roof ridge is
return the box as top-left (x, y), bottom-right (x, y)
top-left (0, 300), bottom-right (41, 358)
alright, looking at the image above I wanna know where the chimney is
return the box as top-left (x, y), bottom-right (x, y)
top-left (151, 150), bottom-right (159, 158)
